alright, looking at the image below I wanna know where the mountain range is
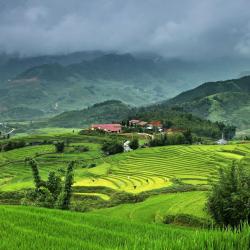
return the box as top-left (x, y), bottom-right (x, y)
top-left (1, 52), bottom-right (250, 121)
top-left (48, 75), bottom-right (250, 132)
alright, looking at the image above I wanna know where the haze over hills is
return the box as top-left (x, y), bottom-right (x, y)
top-left (1, 52), bottom-right (250, 121)
top-left (164, 76), bottom-right (250, 130)
top-left (47, 74), bottom-right (250, 133)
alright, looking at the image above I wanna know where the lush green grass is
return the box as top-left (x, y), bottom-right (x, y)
top-left (92, 191), bottom-right (208, 224)
top-left (13, 127), bottom-right (81, 138)
top-left (0, 205), bottom-right (249, 250)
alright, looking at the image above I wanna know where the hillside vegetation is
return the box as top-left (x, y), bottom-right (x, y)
top-left (47, 100), bottom-right (224, 139)
top-left (48, 100), bottom-right (131, 127)
top-left (0, 53), bottom-right (201, 120)
top-left (165, 75), bottom-right (250, 130)
top-left (1, 52), bottom-right (250, 121)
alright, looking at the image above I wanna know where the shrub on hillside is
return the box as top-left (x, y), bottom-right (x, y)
top-left (101, 140), bottom-right (123, 155)
top-left (73, 145), bottom-right (89, 152)
top-left (148, 133), bottom-right (187, 147)
top-left (129, 138), bottom-right (139, 150)
top-left (207, 162), bottom-right (250, 227)
top-left (54, 141), bottom-right (65, 153)
top-left (164, 214), bottom-right (212, 228)
top-left (182, 129), bottom-right (193, 144)
top-left (1, 140), bottom-right (26, 152)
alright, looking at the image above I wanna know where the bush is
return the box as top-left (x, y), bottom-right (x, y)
top-left (164, 214), bottom-right (212, 228)
top-left (73, 145), bottom-right (89, 152)
top-left (1, 140), bottom-right (26, 152)
top-left (101, 140), bottom-right (123, 155)
top-left (54, 141), bottom-right (65, 153)
top-left (88, 163), bottom-right (96, 168)
top-left (207, 162), bottom-right (250, 227)
top-left (129, 138), bottom-right (139, 150)
top-left (148, 133), bottom-right (186, 147)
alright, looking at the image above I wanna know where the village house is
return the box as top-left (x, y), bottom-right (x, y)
top-left (146, 121), bottom-right (163, 131)
top-left (137, 121), bottom-right (148, 127)
top-left (129, 119), bottom-right (141, 126)
top-left (91, 124), bottom-right (122, 133)
top-left (129, 119), bottom-right (148, 127)
top-left (149, 121), bottom-right (163, 128)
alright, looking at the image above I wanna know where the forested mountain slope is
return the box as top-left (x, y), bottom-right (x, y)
top-left (165, 76), bottom-right (250, 130)
top-left (1, 53), bottom-right (250, 121)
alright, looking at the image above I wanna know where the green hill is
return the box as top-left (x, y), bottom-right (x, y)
top-left (2, 53), bottom-right (250, 121)
top-left (165, 76), bottom-right (250, 130)
top-left (48, 100), bottom-right (131, 127)
top-left (47, 99), bottom-right (223, 138)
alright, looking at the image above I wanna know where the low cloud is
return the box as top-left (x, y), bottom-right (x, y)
top-left (1, 0), bottom-right (250, 59)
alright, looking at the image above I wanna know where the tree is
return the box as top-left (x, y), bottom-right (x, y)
top-left (47, 171), bottom-right (62, 200)
top-left (182, 129), bottom-right (193, 144)
top-left (54, 141), bottom-right (65, 153)
top-left (207, 162), bottom-right (250, 227)
top-left (28, 159), bottom-right (42, 189)
top-left (55, 161), bottom-right (75, 210)
top-left (129, 138), bottom-right (139, 150)
top-left (25, 159), bottom-right (74, 209)
top-left (101, 140), bottom-right (123, 155)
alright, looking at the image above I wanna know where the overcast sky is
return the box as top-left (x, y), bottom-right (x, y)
top-left (1, 0), bottom-right (250, 60)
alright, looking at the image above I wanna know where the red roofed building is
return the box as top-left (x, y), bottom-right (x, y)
top-left (91, 124), bottom-right (122, 133)
top-left (149, 121), bottom-right (162, 128)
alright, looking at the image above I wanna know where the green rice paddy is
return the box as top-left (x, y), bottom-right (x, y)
top-left (0, 205), bottom-right (249, 250)
top-left (75, 144), bottom-right (250, 193)
top-left (1, 138), bottom-right (250, 194)
top-left (92, 191), bottom-right (208, 223)
top-left (0, 133), bottom-right (250, 249)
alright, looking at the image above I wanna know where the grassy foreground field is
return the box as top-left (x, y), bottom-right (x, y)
top-left (0, 205), bottom-right (249, 250)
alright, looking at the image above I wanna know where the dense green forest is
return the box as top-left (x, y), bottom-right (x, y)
top-left (165, 76), bottom-right (250, 130)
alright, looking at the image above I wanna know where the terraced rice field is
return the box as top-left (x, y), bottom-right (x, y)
top-left (93, 191), bottom-right (208, 223)
top-left (0, 142), bottom-right (103, 191)
top-left (77, 144), bottom-right (250, 193)
top-left (1, 205), bottom-right (249, 250)
top-left (1, 140), bottom-right (250, 195)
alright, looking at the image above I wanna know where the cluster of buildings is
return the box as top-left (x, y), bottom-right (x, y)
top-left (91, 124), bottom-right (122, 133)
top-left (91, 119), bottom-right (164, 133)
top-left (129, 120), bottom-right (163, 131)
